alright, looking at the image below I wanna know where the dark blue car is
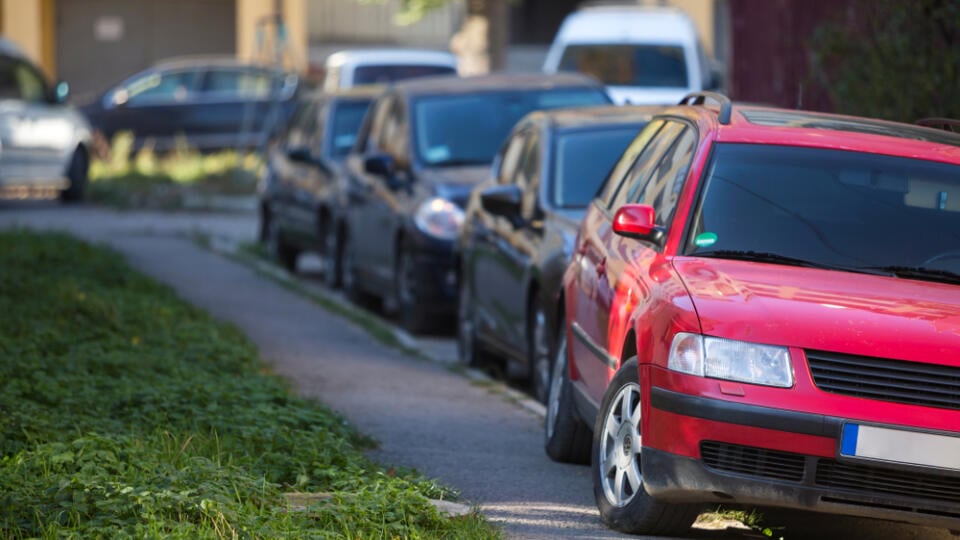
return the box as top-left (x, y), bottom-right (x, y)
top-left (80, 58), bottom-right (306, 153)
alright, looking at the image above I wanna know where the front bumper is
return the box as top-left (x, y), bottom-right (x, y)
top-left (644, 387), bottom-right (960, 530)
top-left (406, 246), bottom-right (458, 314)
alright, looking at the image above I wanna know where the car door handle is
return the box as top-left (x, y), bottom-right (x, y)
top-left (596, 257), bottom-right (607, 278)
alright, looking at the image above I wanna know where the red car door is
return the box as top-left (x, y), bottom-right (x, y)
top-left (571, 121), bottom-right (696, 403)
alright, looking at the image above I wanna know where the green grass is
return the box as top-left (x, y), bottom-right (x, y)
top-left (0, 230), bottom-right (499, 539)
top-left (87, 132), bottom-right (261, 209)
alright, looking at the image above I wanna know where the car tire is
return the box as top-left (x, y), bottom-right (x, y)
top-left (258, 205), bottom-right (271, 245)
top-left (395, 246), bottom-right (432, 334)
top-left (322, 220), bottom-right (342, 289)
top-left (592, 357), bottom-right (700, 535)
top-left (544, 328), bottom-right (591, 464)
top-left (457, 275), bottom-right (483, 367)
top-left (266, 214), bottom-right (298, 273)
top-left (529, 301), bottom-right (552, 405)
top-left (59, 149), bottom-right (88, 203)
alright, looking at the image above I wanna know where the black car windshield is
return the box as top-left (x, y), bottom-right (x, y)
top-left (688, 143), bottom-right (960, 277)
top-left (558, 44), bottom-right (688, 88)
top-left (551, 126), bottom-right (642, 208)
top-left (329, 100), bottom-right (372, 158)
top-left (353, 64), bottom-right (456, 85)
top-left (414, 89), bottom-right (610, 166)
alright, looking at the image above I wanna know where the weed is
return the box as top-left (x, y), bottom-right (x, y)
top-left (87, 132), bottom-right (262, 209)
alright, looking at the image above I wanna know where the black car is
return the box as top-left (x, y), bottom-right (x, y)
top-left (258, 87), bottom-right (379, 286)
top-left (340, 73), bottom-right (612, 333)
top-left (456, 106), bottom-right (656, 402)
top-left (80, 58), bottom-right (304, 152)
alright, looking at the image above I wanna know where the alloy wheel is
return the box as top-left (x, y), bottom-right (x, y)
top-left (341, 235), bottom-right (356, 292)
top-left (545, 333), bottom-right (568, 441)
top-left (397, 249), bottom-right (416, 306)
top-left (266, 216), bottom-right (281, 261)
top-left (457, 280), bottom-right (475, 365)
top-left (598, 382), bottom-right (643, 508)
top-left (531, 306), bottom-right (551, 404)
top-left (322, 224), bottom-right (341, 287)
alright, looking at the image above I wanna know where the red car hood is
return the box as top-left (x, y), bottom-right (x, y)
top-left (672, 257), bottom-right (960, 365)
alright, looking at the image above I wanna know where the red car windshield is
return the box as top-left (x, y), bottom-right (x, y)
top-left (688, 143), bottom-right (960, 278)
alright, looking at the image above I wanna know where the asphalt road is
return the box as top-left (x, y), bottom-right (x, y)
top-left (1, 201), bottom-right (950, 540)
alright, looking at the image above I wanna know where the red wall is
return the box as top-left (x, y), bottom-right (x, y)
top-left (727, 0), bottom-right (853, 112)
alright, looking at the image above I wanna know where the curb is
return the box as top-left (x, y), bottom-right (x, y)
top-left (182, 194), bottom-right (258, 213)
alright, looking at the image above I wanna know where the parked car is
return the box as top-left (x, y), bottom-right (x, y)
top-left (257, 86), bottom-right (379, 286)
top-left (321, 49), bottom-right (458, 92)
top-left (456, 105), bottom-right (657, 403)
top-left (548, 92), bottom-right (960, 536)
top-left (341, 73), bottom-right (612, 333)
top-left (0, 37), bottom-right (91, 202)
top-left (79, 57), bottom-right (304, 152)
top-left (543, 5), bottom-right (716, 105)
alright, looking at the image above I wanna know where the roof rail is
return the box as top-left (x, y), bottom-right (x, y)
top-left (578, 0), bottom-right (655, 8)
top-left (916, 117), bottom-right (960, 134)
top-left (679, 91), bottom-right (732, 125)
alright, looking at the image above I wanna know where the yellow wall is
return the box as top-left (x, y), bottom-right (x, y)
top-left (0, 0), bottom-right (310, 80)
top-left (237, 0), bottom-right (308, 72)
top-left (1, 0), bottom-right (56, 78)
top-left (640, 0), bottom-right (716, 57)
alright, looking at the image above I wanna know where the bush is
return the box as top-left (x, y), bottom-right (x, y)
top-left (88, 132), bottom-right (263, 209)
top-left (811, 0), bottom-right (960, 122)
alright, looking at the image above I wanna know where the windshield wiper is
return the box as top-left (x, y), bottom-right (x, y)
top-left (696, 250), bottom-right (894, 276)
top-left (431, 158), bottom-right (487, 167)
top-left (858, 265), bottom-right (960, 285)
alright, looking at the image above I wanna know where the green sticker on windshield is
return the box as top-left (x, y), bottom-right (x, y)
top-left (694, 232), bottom-right (718, 248)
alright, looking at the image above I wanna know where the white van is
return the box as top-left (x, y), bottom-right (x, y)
top-left (322, 49), bottom-right (458, 92)
top-left (543, 5), bottom-right (714, 105)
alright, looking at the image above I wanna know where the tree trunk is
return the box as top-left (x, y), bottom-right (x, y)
top-left (450, 0), bottom-right (510, 74)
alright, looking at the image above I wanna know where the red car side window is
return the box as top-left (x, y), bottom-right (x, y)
top-left (608, 121), bottom-right (685, 213)
top-left (597, 119), bottom-right (664, 208)
top-left (632, 127), bottom-right (697, 227)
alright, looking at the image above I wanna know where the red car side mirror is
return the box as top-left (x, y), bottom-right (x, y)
top-left (612, 204), bottom-right (664, 246)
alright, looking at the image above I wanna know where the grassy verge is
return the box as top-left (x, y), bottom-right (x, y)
top-left (0, 230), bottom-right (498, 539)
top-left (87, 132), bottom-right (261, 210)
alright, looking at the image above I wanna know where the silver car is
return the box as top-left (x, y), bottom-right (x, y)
top-left (0, 37), bottom-right (91, 202)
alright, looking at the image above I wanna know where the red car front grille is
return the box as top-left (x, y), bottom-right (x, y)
top-left (701, 441), bottom-right (960, 510)
top-left (806, 350), bottom-right (960, 411)
top-left (700, 441), bottom-right (805, 481)
top-left (816, 460), bottom-right (960, 506)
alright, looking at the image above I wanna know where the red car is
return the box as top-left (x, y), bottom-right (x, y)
top-left (547, 92), bottom-right (960, 535)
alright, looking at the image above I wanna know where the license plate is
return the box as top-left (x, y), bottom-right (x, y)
top-left (840, 423), bottom-right (960, 471)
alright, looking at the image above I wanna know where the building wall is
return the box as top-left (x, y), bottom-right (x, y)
top-left (634, 0), bottom-right (716, 58)
top-left (726, 0), bottom-right (848, 111)
top-left (237, 0), bottom-right (308, 71)
top-left (55, 0), bottom-right (238, 100)
top-left (0, 0), bottom-right (308, 99)
top-left (306, 0), bottom-right (464, 49)
top-left (0, 0), bottom-right (55, 77)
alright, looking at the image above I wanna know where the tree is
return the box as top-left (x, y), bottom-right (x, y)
top-left (363, 0), bottom-right (453, 25)
top-left (811, 0), bottom-right (960, 122)
top-left (360, 0), bottom-right (511, 73)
